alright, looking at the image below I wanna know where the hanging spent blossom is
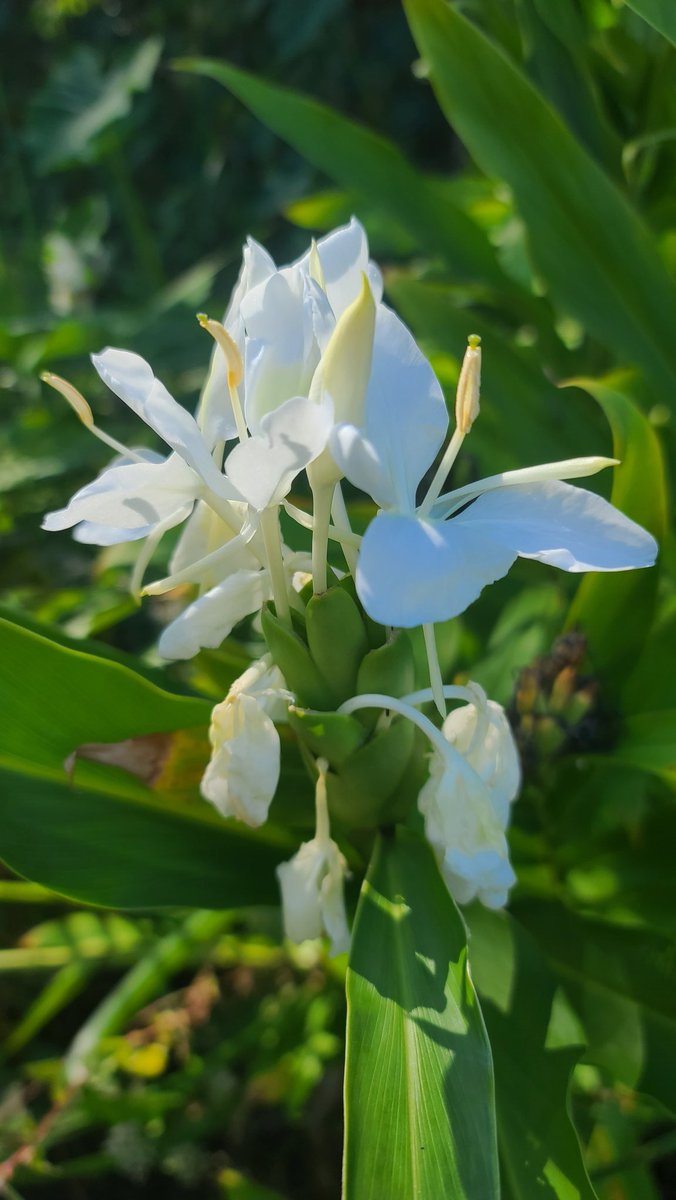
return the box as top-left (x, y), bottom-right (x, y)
top-left (416, 683), bottom-right (521, 908)
top-left (200, 655), bottom-right (292, 827)
top-left (276, 760), bottom-right (350, 956)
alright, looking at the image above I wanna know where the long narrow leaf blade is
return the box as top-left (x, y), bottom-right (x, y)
top-left (0, 617), bottom-right (290, 907)
top-left (175, 57), bottom-right (508, 289)
top-left (624, 0), bottom-right (676, 44)
top-left (344, 827), bottom-right (499, 1199)
top-left (402, 0), bottom-right (676, 400)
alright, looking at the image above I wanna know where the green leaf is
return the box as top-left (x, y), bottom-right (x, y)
top-left (402, 0), bottom-right (676, 400)
top-left (344, 828), bottom-right (499, 1200)
top-left (467, 905), bottom-right (598, 1199)
top-left (0, 616), bottom-right (291, 908)
top-left (386, 276), bottom-right (591, 472)
top-left (608, 711), bottom-right (676, 782)
top-left (174, 57), bottom-right (508, 289)
top-left (517, 900), bottom-right (676, 1114)
top-left (623, 0), bottom-right (676, 45)
top-left (26, 39), bottom-right (162, 173)
top-left (565, 379), bottom-right (667, 680)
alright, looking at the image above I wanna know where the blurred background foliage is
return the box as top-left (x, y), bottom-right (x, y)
top-left (0, 0), bottom-right (675, 1195)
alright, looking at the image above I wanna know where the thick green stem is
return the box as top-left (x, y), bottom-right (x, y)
top-left (310, 480), bottom-right (335, 594)
top-left (260, 506), bottom-right (291, 625)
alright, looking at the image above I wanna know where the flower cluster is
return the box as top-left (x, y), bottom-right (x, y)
top-left (42, 219), bottom-right (657, 954)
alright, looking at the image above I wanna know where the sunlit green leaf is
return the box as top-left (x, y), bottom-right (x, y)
top-left (402, 0), bottom-right (676, 399)
top-left (175, 58), bottom-right (508, 289)
top-left (0, 616), bottom-right (291, 908)
top-left (468, 905), bottom-right (598, 1199)
top-left (623, 0), bottom-right (676, 45)
top-left (26, 39), bottom-right (162, 173)
top-left (518, 900), bottom-right (676, 1114)
top-left (564, 378), bottom-right (666, 683)
top-left (344, 828), bottom-right (499, 1200)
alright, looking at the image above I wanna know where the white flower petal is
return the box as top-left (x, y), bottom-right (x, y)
top-left (329, 424), bottom-right (394, 510)
top-left (277, 837), bottom-right (350, 955)
top-left (201, 692), bottom-right (280, 826)
top-left (356, 511), bottom-right (515, 627)
top-left (43, 454), bottom-right (198, 534)
top-left (455, 480), bottom-right (658, 572)
top-left (198, 238), bottom-right (277, 445)
top-left (157, 568), bottom-right (270, 659)
top-left (441, 690), bottom-right (521, 824)
top-left (297, 217), bottom-right (383, 315)
top-left (225, 395), bottom-right (333, 511)
top-left (441, 848), bottom-right (515, 909)
top-left (73, 521), bottom-right (155, 545)
top-left (330, 305), bottom-right (448, 510)
top-left (91, 348), bottom-right (234, 497)
top-left (419, 747), bottom-right (515, 910)
top-left (277, 844), bottom-right (325, 943)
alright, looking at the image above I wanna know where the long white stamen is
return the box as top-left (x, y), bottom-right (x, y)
top-left (338, 692), bottom-right (455, 762)
top-left (431, 456), bottom-right (619, 519)
top-left (401, 685), bottom-right (480, 708)
top-left (422, 624), bottom-right (446, 718)
top-left (310, 480), bottom-right (335, 595)
top-left (142, 534), bottom-right (250, 595)
top-left (282, 500), bottom-right (362, 549)
top-left (331, 483), bottom-right (359, 575)
top-left (260, 506), bottom-right (292, 626)
top-left (197, 314), bottom-right (249, 444)
top-left (419, 335), bottom-right (482, 515)
top-left (130, 508), bottom-right (187, 598)
top-left (314, 758), bottom-right (331, 847)
top-left (418, 427), bottom-right (465, 516)
top-left (41, 371), bottom-right (146, 463)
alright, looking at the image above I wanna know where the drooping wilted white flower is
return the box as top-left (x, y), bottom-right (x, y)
top-left (200, 656), bottom-right (292, 827)
top-left (417, 685), bottom-right (521, 909)
top-left (276, 761), bottom-right (350, 956)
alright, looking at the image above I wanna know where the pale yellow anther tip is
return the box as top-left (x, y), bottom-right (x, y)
top-left (456, 338), bottom-right (482, 435)
top-left (197, 313), bottom-right (243, 387)
top-left (41, 371), bottom-right (94, 428)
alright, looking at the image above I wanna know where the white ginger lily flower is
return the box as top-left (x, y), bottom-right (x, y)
top-left (199, 236), bottom-right (276, 446)
top-left (277, 760), bottom-right (350, 956)
top-left (417, 684), bottom-right (521, 909)
top-left (43, 349), bottom-right (241, 545)
top-left (200, 655), bottom-right (292, 827)
top-left (239, 218), bottom-right (382, 430)
top-left (224, 393), bottom-right (335, 512)
top-left (331, 337), bottom-right (658, 628)
top-left (142, 500), bottom-right (311, 660)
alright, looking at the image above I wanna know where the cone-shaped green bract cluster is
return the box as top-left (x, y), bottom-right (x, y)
top-left (262, 583), bottom-right (424, 828)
